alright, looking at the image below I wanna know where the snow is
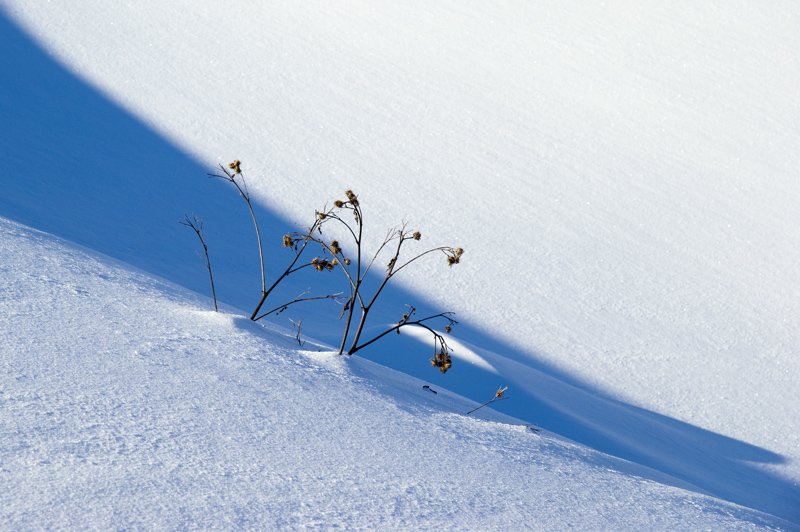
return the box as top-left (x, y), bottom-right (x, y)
top-left (1, 0), bottom-right (798, 529)
top-left (0, 217), bottom-right (788, 531)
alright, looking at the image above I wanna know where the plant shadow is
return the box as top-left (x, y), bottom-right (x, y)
top-left (1, 12), bottom-right (797, 527)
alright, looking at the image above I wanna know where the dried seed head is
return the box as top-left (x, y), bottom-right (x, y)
top-left (445, 325), bottom-right (452, 334)
top-left (330, 240), bottom-right (342, 254)
top-left (412, 231), bottom-right (421, 241)
top-left (344, 189), bottom-right (359, 207)
top-left (318, 212), bottom-right (327, 220)
top-left (344, 258), bottom-right (351, 266)
top-left (229, 160), bottom-right (241, 173)
top-left (334, 200), bottom-right (344, 208)
top-left (455, 248), bottom-right (464, 257)
top-left (311, 257), bottom-right (329, 272)
top-left (430, 351), bottom-right (453, 373)
top-left (447, 256), bottom-right (459, 267)
top-left (387, 257), bottom-right (396, 271)
top-left (282, 235), bottom-right (294, 247)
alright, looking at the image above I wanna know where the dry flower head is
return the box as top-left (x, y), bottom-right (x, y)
top-left (430, 350), bottom-right (452, 374)
top-left (446, 247), bottom-right (464, 267)
top-left (344, 189), bottom-right (359, 207)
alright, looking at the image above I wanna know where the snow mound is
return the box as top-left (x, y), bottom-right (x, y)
top-left (2, 217), bottom-right (793, 530)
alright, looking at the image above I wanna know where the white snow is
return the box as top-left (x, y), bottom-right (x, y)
top-left (0, 217), bottom-right (789, 531)
top-left (1, 0), bottom-right (798, 529)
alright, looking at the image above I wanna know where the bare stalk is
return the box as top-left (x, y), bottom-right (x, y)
top-left (254, 291), bottom-right (345, 321)
top-left (181, 213), bottom-right (218, 312)
top-left (249, 222), bottom-right (323, 320)
top-left (299, 193), bottom-right (363, 354)
top-left (466, 387), bottom-right (508, 415)
top-left (208, 161), bottom-right (267, 311)
top-left (289, 316), bottom-right (305, 347)
top-left (346, 229), bottom-right (406, 353)
top-left (349, 307), bottom-right (458, 371)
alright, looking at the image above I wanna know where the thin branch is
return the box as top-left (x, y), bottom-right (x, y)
top-left (362, 226), bottom-right (402, 279)
top-left (254, 292), bottom-right (346, 321)
top-left (289, 316), bottom-right (306, 347)
top-left (349, 312), bottom-right (456, 355)
top-left (181, 213), bottom-right (217, 312)
top-left (392, 245), bottom-right (459, 277)
top-left (346, 232), bottom-right (407, 353)
top-left (209, 162), bottom-right (266, 298)
top-left (466, 387), bottom-right (508, 415)
top-left (250, 221), bottom-right (321, 321)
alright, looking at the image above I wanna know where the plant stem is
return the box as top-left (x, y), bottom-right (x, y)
top-left (250, 224), bottom-right (317, 320)
top-left (338, 204), bottom-right (363, 354)
top-left (181, 214), bottom-right (218, 312)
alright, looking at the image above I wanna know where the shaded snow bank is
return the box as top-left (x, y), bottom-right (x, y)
top-left (1, 219), bottom-right (794, 531)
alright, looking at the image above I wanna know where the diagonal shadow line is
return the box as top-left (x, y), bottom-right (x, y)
top-left (1, 12), bottom-right (797, 527)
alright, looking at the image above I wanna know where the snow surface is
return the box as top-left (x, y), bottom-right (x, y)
top-left (1, 0), bottom-right (798, 528)
top-left (0, 216), bottom-right (790, 531)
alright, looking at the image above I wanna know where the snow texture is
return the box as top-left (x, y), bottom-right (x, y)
top-left (1, 0), bottom-right (798, 529)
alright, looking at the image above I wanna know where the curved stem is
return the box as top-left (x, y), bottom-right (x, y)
top-left (250, 223), bottom-right (318, 320)
top-left (348, 318), bottom-right (445, 356)
top-left (392, 246), bottom-right (452, 276)
top-left (254, 293), bottom-right (345, 321)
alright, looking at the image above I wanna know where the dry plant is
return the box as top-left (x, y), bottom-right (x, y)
top-left (189, 163), bottom-right (463, 372)
top-left (289, 316), bottom-right (306, 347)
top-left (466, 387), bottom-right (508, 415)
top-left (208, 161), bottom-right (266, 307)
top-left (300, 189), bottom-right (464, 370)
top-left (180, 213), bottom-right (217, 312)
top-left (207, 161), bottom-right (344, 320)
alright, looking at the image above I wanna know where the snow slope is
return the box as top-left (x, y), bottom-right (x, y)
top-left (1, 0), bottom-right (798, 527)
top-left (1, 216), bottom-right (792, 531)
